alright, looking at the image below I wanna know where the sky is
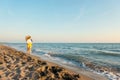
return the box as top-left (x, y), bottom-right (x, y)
top-left (0, 0), bottom-right (120, 43)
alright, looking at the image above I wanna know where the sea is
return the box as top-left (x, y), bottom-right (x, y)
top-left (5, 43), bottom-right (120, 80)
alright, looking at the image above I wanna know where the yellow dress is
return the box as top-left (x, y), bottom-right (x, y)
top-left (27, 39), bottom-right (32, 48)
top-left (27, 43), bottom-right (32, 48)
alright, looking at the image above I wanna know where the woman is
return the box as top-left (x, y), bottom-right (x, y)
top-left (25, 35), bottom-right (33, 54)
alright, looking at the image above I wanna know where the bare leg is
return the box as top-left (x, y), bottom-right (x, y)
top-left (29, 48), bottom-right (32, 54)
top-left (27, 48), bottom-right (30, 54)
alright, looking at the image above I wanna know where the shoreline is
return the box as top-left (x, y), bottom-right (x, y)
top-left (34, 53), bottom-right (108, 80)
top-left (0, 45), bottom-right (94, 80)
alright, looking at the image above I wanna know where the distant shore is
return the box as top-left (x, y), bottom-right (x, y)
top-left (0, 45), bottom-right (95, 80)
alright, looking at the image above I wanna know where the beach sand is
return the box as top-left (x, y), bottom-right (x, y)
top-left (0, 45), bottom-right (106, 80)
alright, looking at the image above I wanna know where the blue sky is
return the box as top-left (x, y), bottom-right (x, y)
top-left (0, 0), bottom-right (120, 43)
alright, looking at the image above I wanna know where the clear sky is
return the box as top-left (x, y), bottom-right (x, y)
top-left (0, 0), bottom-right (120, 43)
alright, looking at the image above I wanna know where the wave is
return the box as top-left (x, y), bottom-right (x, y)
top-left (32, 48), bottom-right (47, 55)
top-left (50, 53), bottom-right (89, 67)
top-left (70, 47), bottom-right (120, 57)
top-left (90, 50), bottom-right (120, 57)
top-left (108, 49), bottom-right (120, 52)
top-left (77, 48), bottom-right (120, 57)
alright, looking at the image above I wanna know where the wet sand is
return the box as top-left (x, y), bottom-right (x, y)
top-left (0, 45), bottom-right (93, 80)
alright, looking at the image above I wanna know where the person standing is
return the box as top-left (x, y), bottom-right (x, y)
top-left (25, 35), bottom-right (33, 54)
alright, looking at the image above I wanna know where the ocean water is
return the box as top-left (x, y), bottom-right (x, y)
top-left (6, 43), bottom-right (120, 80)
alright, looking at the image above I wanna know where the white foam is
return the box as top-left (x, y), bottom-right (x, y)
top-left (99, 71), bottom-right (120, 80)
top-left (44, 53), bottom-right (51, 58)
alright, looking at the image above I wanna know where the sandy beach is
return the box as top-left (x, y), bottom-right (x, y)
top-left (0, 45), bottom-right (94, 80)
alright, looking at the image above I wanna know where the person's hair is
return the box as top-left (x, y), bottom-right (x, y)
top-left (25, 35), bottom-right (31, 41)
